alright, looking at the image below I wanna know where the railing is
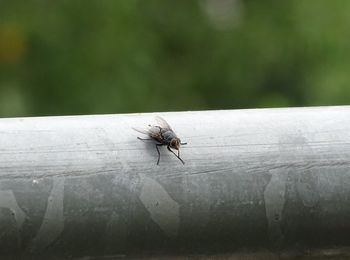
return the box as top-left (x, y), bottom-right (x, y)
top-left (0, 106), bottom-right (350, 259)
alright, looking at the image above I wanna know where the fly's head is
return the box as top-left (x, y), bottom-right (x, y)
top-left (170, 138), bottom-right (181, 150)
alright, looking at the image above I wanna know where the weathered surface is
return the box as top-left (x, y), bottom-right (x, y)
top-left (0, 106), bottom-right (350, 259)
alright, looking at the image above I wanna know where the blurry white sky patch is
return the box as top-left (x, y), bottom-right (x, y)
top-left (201, 0), bottom-right (244, 30)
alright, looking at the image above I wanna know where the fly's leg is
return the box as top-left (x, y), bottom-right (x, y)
top-left (137, 137), bottom-right (162, 165)
top-left (156, 143), bottom-right (163, 165)
top-left (181, 142), bottom-right (187, 145)
top-left (137, 137), bottom-right (153, 141)
top-left (167, 146), bottom-right (185, 165)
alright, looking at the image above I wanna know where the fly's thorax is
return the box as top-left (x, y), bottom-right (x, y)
top-left (159, 128), bottom-right (181, 149)
top-left (162, 130), bottom-right (177, 142)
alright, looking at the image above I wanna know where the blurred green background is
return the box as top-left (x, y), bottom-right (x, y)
top-left (0, 1), bottom-right (349, 117)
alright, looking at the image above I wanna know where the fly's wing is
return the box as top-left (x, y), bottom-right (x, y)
top-left (131, 127), bottom-right (150, 136)
top-left (155, 116), bottom-right (173, 131)
top-left (132, 125), bottom-right (163, 140)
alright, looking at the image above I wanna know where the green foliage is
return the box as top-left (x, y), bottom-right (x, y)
top-left (0, 1), bottom-right (349, 117)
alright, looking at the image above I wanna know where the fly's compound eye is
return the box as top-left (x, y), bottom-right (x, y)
top-left (170, 139), bottom-right (178, 149)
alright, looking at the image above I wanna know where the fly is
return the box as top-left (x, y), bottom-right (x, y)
top-left (133, 116), bottom-right (187, 165)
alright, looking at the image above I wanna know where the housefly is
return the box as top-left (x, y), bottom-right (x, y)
top-left (133, 116), bottom-right (187, 165)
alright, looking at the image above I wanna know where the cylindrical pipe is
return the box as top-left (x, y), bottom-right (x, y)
top-left (0, 106), bottom-right (350, 258)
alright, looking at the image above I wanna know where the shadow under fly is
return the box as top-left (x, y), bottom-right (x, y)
top-left (133, 116), bottom-right (187, 165)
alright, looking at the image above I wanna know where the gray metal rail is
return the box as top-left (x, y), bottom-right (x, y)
top-left (0, 106), bottom-right (350, 259)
